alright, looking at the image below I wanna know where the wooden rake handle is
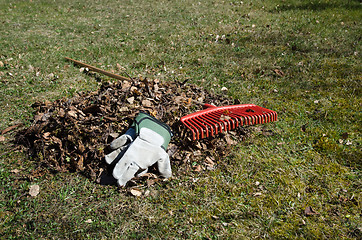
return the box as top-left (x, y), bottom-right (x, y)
top-left (65, 57), bottom-right (131, 82)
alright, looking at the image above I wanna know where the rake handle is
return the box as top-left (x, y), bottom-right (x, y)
top-left (65, 57), bottom-right (132, 82)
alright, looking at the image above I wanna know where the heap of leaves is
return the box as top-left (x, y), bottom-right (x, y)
top-left (17, 77), bottom-right (247, 184)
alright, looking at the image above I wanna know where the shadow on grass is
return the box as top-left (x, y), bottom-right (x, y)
top-left (272, 1), bottom-right (361, 12)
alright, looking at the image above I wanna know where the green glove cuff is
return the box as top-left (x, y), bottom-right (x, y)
top-left (131, 112), bottom-right (172, 150)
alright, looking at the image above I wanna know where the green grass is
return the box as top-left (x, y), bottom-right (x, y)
top-left (1, 0), bottom-right (361, 239)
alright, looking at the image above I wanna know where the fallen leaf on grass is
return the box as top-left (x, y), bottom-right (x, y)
top-left (0, 136), bottom-right (5, 142)
top-left (253, 192), bottom-right (262, 197)
top-left (85, 219), bottom-right (93, 223)
top-left (194, 165), bottom-right (202, 172)
top-left (224, 134), bottom-right (237, 145)
top-left (29, 184), bottom-right (40, 197)
top-left (147, 179), bottom-right (156, 187)
top-left (262, 129), bottom-right (274, 136)
top-left (130, 188), bottom-right (143, 197)
top-left (273, 69), bottom-right (285, 77)
top-left (205, 157), bottom-right (215, 169)
top-left (305, 206), bottom-right (319, 216)
top-left (116, 63), bottom-right (125, 71)
top-left (1, 123), bottom-right (22, 135)
top-left (11, 169), bottom-right (20, 174)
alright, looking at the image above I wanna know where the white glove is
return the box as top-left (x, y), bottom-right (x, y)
top-left (112, 128), bottom-right (172, 187)
top-left (105, 128), bottom-right (136, 165)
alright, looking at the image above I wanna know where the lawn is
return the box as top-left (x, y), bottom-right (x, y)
top-left (0, 0), bottom-right (361, 239)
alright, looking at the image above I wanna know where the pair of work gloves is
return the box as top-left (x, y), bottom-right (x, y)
top-left (105, 112), bottom-right (172, 187)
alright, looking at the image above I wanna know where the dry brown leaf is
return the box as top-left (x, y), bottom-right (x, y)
top-left (219, 115), bottom-right (231, 121)
top-left (1, 123), bottom-right (22, 134)
top-left (77, 155), bottom-right (85, 171)
top-left (11, 169), bottom-right (20, 174)
top-left (127, 97), bottom-right (135, 104)
top-left (205, 157), bottom-right (215, 170)
top-left (149, 110), bottom-right (157, 117)
top-left (122, 80), bottom-right (132, 90)
top-left (58, 108), bottom-right (65, 117)
top-left (119, 106), bottom-right (129, 112)
top-left (193, 150), bottom-right (202, 156)
top-left (29, 184), bottom-right (40, 197)
top-left (194, 165), bottom-right (202, 172)
top-left (224, 134), bottom-right (237, 145)
top-left (142, 99), bottom-right (153, 108)
top-left (0, 136), bottom-right (5, 142)
top-left (305, 206), bottom-right (319, 216)
top-left (67, 110), bottom-right (78, 118)
top-left (133, 89), bottom-right (142, 96)
top-left (142, 172), bottom-right (158, 178)
top-left (43, 132), bottom-right (51, 139)
top-left (274, 69), bottom-right (285, 77)
top-left (116, 63), bottom-right (123, 70)
top-left (174, 96), bottom-right (185, 105)
top-left (262, 129), bottom-right (274, 136)
top-left (205, 157), bottom-right (215, 166)
top-left (130, 188), bottom-right (143, 197)
top-left (147, 179), bottom-right (156, 187)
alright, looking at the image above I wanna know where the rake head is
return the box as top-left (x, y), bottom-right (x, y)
top-left (180, 104), bottom-right (277, 140)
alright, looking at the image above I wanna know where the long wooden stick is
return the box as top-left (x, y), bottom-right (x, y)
top-left (65, 57), bottom-right (131, 82)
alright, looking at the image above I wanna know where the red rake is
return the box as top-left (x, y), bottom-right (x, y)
top-left (180, 104), bottom-right (277, 140)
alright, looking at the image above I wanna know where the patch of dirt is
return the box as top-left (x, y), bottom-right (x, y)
top-left (16, 77), bottom-right (248, 184)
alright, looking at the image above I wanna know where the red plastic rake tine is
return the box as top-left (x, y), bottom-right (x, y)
top-left (188, 119), bottom-right (202, 139)
top-left (180, 104), bottom-right (277, 140)
top-left (266, 112), bottom-right (273, 122)
top-left (193, 119), bottom-right (207, 139)
top-left (204, 115), bottom-right (221, 135)
top-left (197, 117), bottom-right (211, 138)
top-left (193, 117), bottom-right (208, 139)
top-left (199, 116), bottom-right (216, 137)
top-left (184, 121), bottom-right (197, 140)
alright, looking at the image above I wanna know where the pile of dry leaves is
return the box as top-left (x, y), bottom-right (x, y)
top-left (16, 77), bottom-right (248, 185)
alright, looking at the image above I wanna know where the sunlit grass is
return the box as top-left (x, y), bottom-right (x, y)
top-left (0, 0), bottom-right (361, 239)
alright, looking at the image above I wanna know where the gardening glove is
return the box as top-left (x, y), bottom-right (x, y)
top-left (111, 112), bottom-right (172, 187)
top-left (105, 127), bottom-right (136, 165)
